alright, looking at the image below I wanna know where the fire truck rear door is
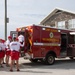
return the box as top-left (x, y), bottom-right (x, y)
top-left (33, 26), bottom-right (41, 57)
top-left (67, 33), bottom-right (75, 56)
top-left (10, 31), bottom-right (18, 38)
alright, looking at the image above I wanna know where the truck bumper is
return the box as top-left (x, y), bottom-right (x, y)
top-left (24, 53), bottom-right (33, 59)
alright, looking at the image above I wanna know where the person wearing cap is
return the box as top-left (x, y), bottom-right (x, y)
top-left (9, 37), bottom-right (24, 72)
top-left (5, 36), bottom-right (12, 67)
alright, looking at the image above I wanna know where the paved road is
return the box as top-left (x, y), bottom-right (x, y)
top-left (0, 57), bottom-right (75, 75)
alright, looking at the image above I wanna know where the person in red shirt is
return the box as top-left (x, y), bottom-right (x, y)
top-left (10, 37), bottom-right (24, 72)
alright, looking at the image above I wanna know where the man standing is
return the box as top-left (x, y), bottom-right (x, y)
top-left (5, 36), bottom-right (12, 66)
top-left (18, 33), bottom-right (25, 56)
top-left (10, 37), bottom-right (24, 72)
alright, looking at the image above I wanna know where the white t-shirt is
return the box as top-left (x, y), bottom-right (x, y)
top-left (18, 35), bottom-right (24, 42)
top-left (5, 40), bottom-right (10, 48)
top-left (2, 43), bottom-right (6, 51)
top-left (0, 42), bottom-right (2, 51)
top-left (10, 41), bottom-right (24, 52)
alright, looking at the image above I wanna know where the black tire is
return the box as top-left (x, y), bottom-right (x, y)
top-left (69, 57), bottom-right (74, 59)
top-left (30, 59), bottom-right (38, 63)
top-left (45, 54), bottom-right (55, 65)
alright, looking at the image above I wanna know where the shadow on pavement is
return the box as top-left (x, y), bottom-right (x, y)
top-left (0, 58), bottom-right (75, 72)
top-left (22, 58), bottom-right (75, 70)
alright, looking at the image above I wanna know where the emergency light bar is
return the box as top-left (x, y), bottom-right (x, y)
top-left (70, 32), bottom-right (75, 35)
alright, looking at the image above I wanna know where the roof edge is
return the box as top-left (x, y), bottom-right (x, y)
top-left (40, 8), bottom-right (75, 24)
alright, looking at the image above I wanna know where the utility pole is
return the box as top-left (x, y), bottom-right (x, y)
top-left (5, 0), bottom-right (8, 40)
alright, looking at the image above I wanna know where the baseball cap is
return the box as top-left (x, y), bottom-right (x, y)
top-left (8, 36), bottom-right (12, 39)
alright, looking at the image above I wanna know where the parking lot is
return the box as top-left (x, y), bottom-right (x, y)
top-left (0, 57), bottom-right (75, 75)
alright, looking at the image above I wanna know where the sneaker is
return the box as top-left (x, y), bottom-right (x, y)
top-left (10, 69), bottom-right (13, 72)
top-left (17, 69), bottom-right (20, 71)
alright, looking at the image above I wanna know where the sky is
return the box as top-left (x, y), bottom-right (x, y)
top-left (0, 0), bottom-right (75, 39)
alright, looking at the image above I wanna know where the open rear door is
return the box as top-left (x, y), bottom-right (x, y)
top-left (67, 32), bottom-right (75, 56)
top-left (10, 31), bottom-right (18, 39)
top-left (60, 33), bottom-right (67, 56)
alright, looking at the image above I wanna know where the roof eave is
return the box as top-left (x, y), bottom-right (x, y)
top-left (40, 8), bottom-right (75, 25)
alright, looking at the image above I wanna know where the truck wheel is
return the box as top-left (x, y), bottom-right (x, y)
top-left (30, 59), bottom-right (38, 63)
top-left (69, 57), bottom-right (74, 59)
top-left (45, 54), bottom-right (55, 65)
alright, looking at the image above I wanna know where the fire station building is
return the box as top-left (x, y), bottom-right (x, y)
top-left (40, 8), bottom-right (75, 30)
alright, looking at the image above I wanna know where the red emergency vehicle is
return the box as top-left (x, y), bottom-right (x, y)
top-left (10, 25), bottom-right (75, 65)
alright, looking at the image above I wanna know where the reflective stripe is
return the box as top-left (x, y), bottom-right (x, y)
top-left (34, 42), bottom-right (60, 46)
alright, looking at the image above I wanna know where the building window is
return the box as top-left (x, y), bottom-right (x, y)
top-left (57, 21), bottom-right (65, 29)
top-left (68, 19), bottom-right (75, 29)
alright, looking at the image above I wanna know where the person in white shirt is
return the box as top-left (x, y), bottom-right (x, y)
top-left (9, 37), bottom-right (24, 72)
top-left (18, 33), bottom-right (24, 43)
top-left (5, 36), bottom-right (12, 67)
top-left (18, 33), bottom-right (25, 56)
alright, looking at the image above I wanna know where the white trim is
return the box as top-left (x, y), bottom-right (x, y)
top-left (70, 32), bottom-right (75, 35)
top-left (34, 42), bottom-right (60, 46)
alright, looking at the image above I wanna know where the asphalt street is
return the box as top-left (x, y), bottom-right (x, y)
top-left (0, 57), bottom-right (75, 75)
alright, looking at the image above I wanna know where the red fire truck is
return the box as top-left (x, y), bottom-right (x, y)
top-left (10, 24), bottom-right (75, 65)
